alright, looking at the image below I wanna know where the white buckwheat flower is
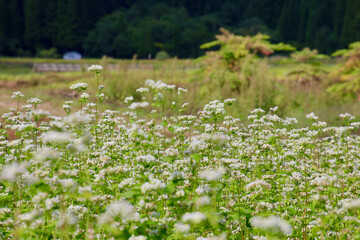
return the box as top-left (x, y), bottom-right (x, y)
top-left (136, 87), bottom-right (149, 93)
top-left (80, 92), bottom-right (89, 100)
top-left (182, 212), bottom-right (206, 224)
top-left (70, 82), bottom-right (88, 91)
top-left (129, 235), bottom-right (147, 240)
top-left (178, 87), bottom-right (188, 95)
top-left (124, 96), bottom-right (134, 104)
top-left (11, 91), bottom-right (24, 99)
top-left (244, 180), bottom-right (271, 191)
top-left (174, 223), bottom-right (190, 233)
top-left (198, 169), bottom-right (223, 181)
top-left (343, 199), bottom-right (360, 210)
top-left (0, 162), bottom-right (28, 183)
top-left (224, 98), bottom-right (236, 105)
top-left (339, 113), bottom-right (355, 121)
top-left (250, 215), bottom-right (293, 236)
top-left (27, 97), bottom-right (42, 105)
top-left (42, 131), bottom-right (72, 144)
top-left (306, 112), bottom-right (318, 120)
top-left (88, 65), bottom-right (103, 73)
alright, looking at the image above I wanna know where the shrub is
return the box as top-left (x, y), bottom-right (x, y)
top-left (36, 48), bottom-right (59, 58)
top-left (155, 51), bottom-right (170, 60)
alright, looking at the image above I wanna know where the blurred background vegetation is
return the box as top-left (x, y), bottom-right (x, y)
top-left (2, 0), bottom-right (360, 125)
top-left (1, 32), bottom-right (360, 125)
top-left (1, 0), bottom-right (360, 58)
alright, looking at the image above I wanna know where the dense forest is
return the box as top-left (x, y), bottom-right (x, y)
top-left (1, 0), bottom-right (360, 58)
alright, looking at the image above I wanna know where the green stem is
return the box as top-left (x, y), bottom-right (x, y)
top-left (95, 73), bottom-right (99, 148)
top-left (162, 97), bottom-right (166, 146)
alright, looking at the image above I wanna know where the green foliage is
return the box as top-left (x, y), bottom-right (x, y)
top-left (197, 30), bottom-right (300, 116)
top-left (0, 52), bottom-right (359, 126)
top-left (201, 28), bottom-right (294, 70)
top-left (271, 42), bottom-right (297, 52)
top-left (327, 73), bottom-right (360, 99)
top-left (2, 72), bottom-right (360, 238)
top-left (291, 48), bottom-right (329, 63)
top-left (328, 41), bottom-right (360, 98)
top-left (83, 11), bottom-right (133, 58)
top-left (287, 63), bottom-right (328, 90)
top-left (155, 51), bottom-right (170, 60)
top-left (332, 42), bottom-right (360, 58)
top-left (84, 4), bottom-right (215, 58)
top-left (0, 0), bottom-right (359, 57)
top-left (287, 48), bottom-right (329, 92)
top-left (36, 48), bottom-right (59, 59)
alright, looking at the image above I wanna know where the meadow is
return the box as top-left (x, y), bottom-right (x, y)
top-left (0, 54), bottom-right (358, 126)
top-left (2, 33), bottom-right (360, 239)
top-left (1, 59), bottom-right (360, 239)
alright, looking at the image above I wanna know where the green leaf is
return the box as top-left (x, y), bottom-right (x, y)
top-left (200, 40), bottom-right (221, 49)
top-left (120, 189), bottom-right (141, 198)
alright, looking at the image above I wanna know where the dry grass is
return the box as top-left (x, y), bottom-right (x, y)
top-left (0, 57), bottom-right (359, 125)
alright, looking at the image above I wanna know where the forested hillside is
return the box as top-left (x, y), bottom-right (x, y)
top-left (1, 0), bottom-right (359, 58)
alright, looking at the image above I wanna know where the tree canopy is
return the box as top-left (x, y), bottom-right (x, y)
top-left (0, 0), bottom-right (360, 58)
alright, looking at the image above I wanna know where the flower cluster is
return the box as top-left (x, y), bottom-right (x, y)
top-left (1, 79), bottom-right (360, 239)
top-left (88, 64), bottom-right (103, 73)
top-left (70, 82), bottom-right (88, 92)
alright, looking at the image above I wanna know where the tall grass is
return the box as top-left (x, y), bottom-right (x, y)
top-left (0, 57), bottom-right (359, 125)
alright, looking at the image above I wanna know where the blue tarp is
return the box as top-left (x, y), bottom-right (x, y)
top-left (63, 51), bottom-right (82, 60)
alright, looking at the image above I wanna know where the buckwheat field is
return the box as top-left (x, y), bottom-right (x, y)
top-left (1, 65), bottom-right (359, 240)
